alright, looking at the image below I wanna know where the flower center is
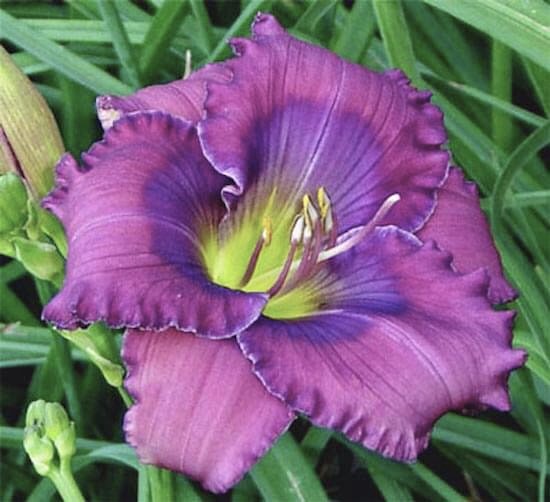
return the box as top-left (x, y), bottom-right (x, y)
top-left (201, 187), bottom-right (400, 320)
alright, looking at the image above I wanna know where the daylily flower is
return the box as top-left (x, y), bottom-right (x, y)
top-left (42, 14), bottom-right (525, 493)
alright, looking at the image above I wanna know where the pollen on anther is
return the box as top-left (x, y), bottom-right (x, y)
top-left (262, 217), bottom-right (272, 246)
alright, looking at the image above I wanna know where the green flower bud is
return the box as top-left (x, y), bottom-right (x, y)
top-left (23, 428), bottom-right (54, 476)
top-left (0, 173), bottom-right (28, 236)
top-left (12, 237), bottom-right (64, 285)
top-left (53, 422), bottom-right (76, 460)
top-left (0, 46), bottom-right (64, 199)
top-left (25, 399), bottom-right (47, 430)
top-left (44, 402), bottom-right (70, 442)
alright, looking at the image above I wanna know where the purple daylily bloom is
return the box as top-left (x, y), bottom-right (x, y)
top-left (42, 13), bottom-right (525, 493)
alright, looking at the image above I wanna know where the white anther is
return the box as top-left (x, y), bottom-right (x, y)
top-left (318, 193), bottom-right (401, 262)
top-left (324, 206), bottom-right (334, 233)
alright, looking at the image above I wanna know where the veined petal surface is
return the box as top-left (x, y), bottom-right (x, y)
top-left (123, 329), bottom-right (294, 493)
top-left (418, 167), bottom-right (516, 304)
top-left (43, 112), bottom-right (266, 337)
top-left (96, 65), bottom-right (231, 129)
top-left (199, 13), bottom-right (449, 237)
top-left (238, 227), bottom-right (525, 460)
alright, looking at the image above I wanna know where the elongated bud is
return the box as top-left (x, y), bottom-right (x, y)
top-left (0, 46), bottom-right (64, 198)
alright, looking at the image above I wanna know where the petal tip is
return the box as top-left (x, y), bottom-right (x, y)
top-left (252, 12), bottom-right (285, 38)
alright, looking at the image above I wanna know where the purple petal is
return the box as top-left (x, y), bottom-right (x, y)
top-left (417, 167), bottom-right (516, 304)
top-left (199, 13), bottom-right (448, 233)
top-left (238, 227), bottom-right (525, 460)
top-left (123, 329), bottom-right (294, 493)
top-left (43, 112), bottom-right (266, 337)
top-left (96, 65), bottom-right (231, 129)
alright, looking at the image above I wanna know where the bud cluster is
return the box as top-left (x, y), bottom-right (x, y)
top-left (23, 400), bottom-right (76, 476)
top-left (0, 173), bottom-right (66, 285)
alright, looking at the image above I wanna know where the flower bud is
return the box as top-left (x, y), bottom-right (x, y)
top-left (53, 422), bottom-right (76, 460)
top-left (23, 429), bottom-right (55, 476)
top-left (44, 403), bottom-right (70, 442)
top-left (0, 46), bottom-right (64, 198)
top-left (12, 237), bottom-right (64, 285)
top-left (0, 173), bottom-right (28, 236)
top-left (25, 399), bottom-right (47, 430)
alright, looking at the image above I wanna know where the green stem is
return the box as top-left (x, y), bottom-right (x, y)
top-left (34, 279), bottom-right (83, 426)
top-left (147, 466), bottom-right (175, 502)
top-left (117, 386), bottom-right (133, 408)
top-left (48, 462), bottom-right (85, 502)
top-left (50, 334), bottom-right (83, 426)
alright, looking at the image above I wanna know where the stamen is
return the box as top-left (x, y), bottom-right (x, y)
top-left (267, 215), bottom-right (304, 296)
top-left (262, 216), bottom-right (273, 245)
top-left (317, 186), bottom-right (338, 246)
top-left (317, 187), bottom-right (330, 218)
top-left (302, 194), bottom-right (319, 228)
top-left (284, 209), bottom-right (323, 291)
top-left (318, 193), bottom-right (401, 262)
top-left (290, 214), bottom-right (305, 245)
top-left (325, 209), bottom-right (338, 247)
top-left (239, 217), bottom-right (272, 287)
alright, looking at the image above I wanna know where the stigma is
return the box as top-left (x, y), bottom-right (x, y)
top-left (239, 188), bottom-right (400, 297)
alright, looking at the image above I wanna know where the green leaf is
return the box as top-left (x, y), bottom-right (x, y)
top-left (332, 0), bottom-right (376, 62)
top-left (139, 0), bottom-right (190, 84)
top-left (421, 0), bottom-right (550, 71)
top-left (249, 433), bottom-right (328, 502)
top-left (97, 0), bottom-right (141, 88)
top-left (372, 0), bottom-right (421, 84)
top-left (367, 467), bottom-right (414, 502)
top-left (0, 10), bottom-right (132, 95)
top-left (408, 463), bottom-right (465, 501)
top-left (490, 121), bottom-right (550, 228)
top-left (433, 414), bottom-right (548, 472)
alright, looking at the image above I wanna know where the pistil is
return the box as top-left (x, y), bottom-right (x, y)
top-left (239, 189), bottom-right (400, 299)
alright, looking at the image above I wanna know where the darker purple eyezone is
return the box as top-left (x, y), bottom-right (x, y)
top-left (199, 18), bottom-right (450, 235)
top-left (42, 111), bottom-right (267, 337)
top-left (41, 12), bottom-right (524, 494)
